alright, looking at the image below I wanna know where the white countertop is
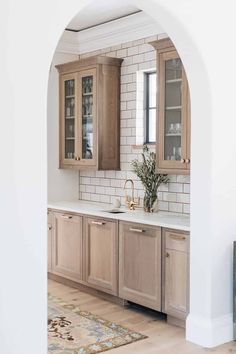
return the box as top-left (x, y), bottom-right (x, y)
top-left (48, 200), bottom-right (190, 232)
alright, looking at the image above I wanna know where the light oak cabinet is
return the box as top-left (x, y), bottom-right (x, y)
top-left (84, 217), bottom-right (118, 295)
top-left (56, 56), bottom-right (123, 170)
top-left (119, 222), bottom-right (162, 311)
top-left (151, 38), bottom-right (190, 174)
top-left (52, 211), bottom-right (83, 282)
top-left (163, 229), bottom-right (189, 323)
top-left (47, 211), bottom-right (53, 272)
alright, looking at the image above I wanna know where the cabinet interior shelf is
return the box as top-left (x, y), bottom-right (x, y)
top-left (165, 106), bottom-right (182, 111)
top-left (82, 92), bottom-right (93, 96)
top-left (165, 133), bottom-right (181, 137)
top-left (166, 78), bottom-right (182, 83)
top-left (65, 116), bottom-right (75, 120)
top-left (65, 137), bottom-right (75, 140)
top-left (65, 95), bottom-right (75, 99)
top-left (83, 115), bottom-right (93, 119)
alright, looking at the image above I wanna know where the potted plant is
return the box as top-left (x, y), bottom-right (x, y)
top-left (131, 145), bottom-right (169, 212)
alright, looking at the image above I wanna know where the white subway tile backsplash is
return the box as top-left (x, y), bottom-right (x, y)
top-left (85, 185), bottom-right (95, 193)
top-left (177, 193), bottom-right (190, 204)
top-left (169, 202), bottom-right (183, 213)
top-left (95, 186), bottom-right (105, 194)
top-left (127, 46), bottom-right (139, 56)
top-left (117, 48), bottom-right (127, 58)
top-left (78, 35), bottom-right (190, 215)
top-left (184, 183), bottom-right (190, 194)
top-left (81, 193), bottom-right (91, 201)
top-left (81, 177), bottom-right (91, 185)
top-left (95, 171), bottom-right (105, 178)
top-left (91, 193), bottom-right (100, 202)
top-left (100, 178), bottom-right (111, 186)
top-left (169, 183), bottom-right (183, 193)
top-left (163, 192), bottom-right (177, 202)
top-left (100, 195), bottom-right (111, 203)
top-left (183, 204), bottom-right (190, 214)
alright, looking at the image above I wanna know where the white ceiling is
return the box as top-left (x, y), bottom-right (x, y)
top-left (66, 0), bottom-right (140, 31)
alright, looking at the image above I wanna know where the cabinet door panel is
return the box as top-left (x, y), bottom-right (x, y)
top-left (152, 38), bottom-right (191, 174)
top-left (84, 218), bottom-right (118, 295)
top-left (164, 249), bottom-right (189, 319)
top-left (52, 212), bottom-right (83, 282)
top-left (78, 69), bottom-right (97, 167)
top-left (47, 211), bottom-right (53, 272)
top-left (119, 222), bottom-right (161, 311)
top-left (60, 73), bottom-right (78, 166)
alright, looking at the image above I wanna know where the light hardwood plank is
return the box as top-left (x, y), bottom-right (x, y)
top-left (48, 279), bottom-right (236, 353)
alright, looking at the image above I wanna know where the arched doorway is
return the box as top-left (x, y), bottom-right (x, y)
top-left (1, 1), bottom-right (236, 353)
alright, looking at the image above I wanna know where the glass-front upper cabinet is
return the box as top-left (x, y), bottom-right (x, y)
top-left (56, 56), bottom-right (123, 170)
top-left (79, 70), bottom-right (96, 164)
top-left (151, 38), bottom-right (190, 174)
top-left (62, 74), bottom-right (77, 162)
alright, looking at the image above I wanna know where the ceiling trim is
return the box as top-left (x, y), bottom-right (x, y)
top-left (56, 12), bottom-right (163, 55)
top-left (65, 10), bottom-right (142, 32)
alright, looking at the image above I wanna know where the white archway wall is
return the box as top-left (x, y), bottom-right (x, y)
top-left (1, 0), bottom-right (236, 352)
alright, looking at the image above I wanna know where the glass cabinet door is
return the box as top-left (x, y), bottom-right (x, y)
top-left (164, 57), bottom-right (182, 162)
top-left (158, 50), bottom-right (188, 171)
top-left (63, 77), bottom-right (76, 161)
top-left (79, 70), bottom-right (96, 164)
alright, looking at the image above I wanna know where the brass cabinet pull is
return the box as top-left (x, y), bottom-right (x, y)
top-left (61, 215), bottom-right (72, 219)
top-left (48, 225), bottom-right (52, 231)
top-left (91, 221), bottom-right (106, 226)
top-left (129, 228), bottom-right (145, 233)
top-left (74, 156), bottom-right (81, 161)
top-left (169, 234), bottom-right (186, 241)
top-left (165, 252), bottom-right (170, 257)
top-left (181, 158), bottom-right (186, 163)
top-left (186, 158), bottom-right (190, 164)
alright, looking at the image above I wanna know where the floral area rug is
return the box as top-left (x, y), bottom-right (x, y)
top-left (48, 293), bottom-right (147, 354)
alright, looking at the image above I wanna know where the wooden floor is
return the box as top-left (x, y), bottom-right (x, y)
top-left (48, 279), bottom-right (236, 354)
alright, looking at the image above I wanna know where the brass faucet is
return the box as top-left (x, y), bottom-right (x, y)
top-left (123, 179), bottom-right (140, 210)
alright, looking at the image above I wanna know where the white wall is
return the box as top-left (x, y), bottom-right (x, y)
top-left (47, 52), bottom-right (79, 202)
top-left (1, 0), bottom-right (236, 352)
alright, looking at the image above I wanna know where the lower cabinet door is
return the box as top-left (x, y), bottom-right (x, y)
top-left (163, 229), bottom-right (189, 320)
top-left (47, 211), bottom-right (53, 272)
top-left (52, 212), bottom-right (83, 282)
top-left (164, 248), bottom-right (189, 319)
top-left (84, 217), bottom-right (118, 295)
top-left (119, 222), bottom-right (162, 311)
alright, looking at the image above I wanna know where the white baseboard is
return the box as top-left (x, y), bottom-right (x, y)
top-left (186, 313), bottom-right (233, 348)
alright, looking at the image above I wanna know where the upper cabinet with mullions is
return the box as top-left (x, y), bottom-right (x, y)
top-left (56, 56), bottom-right (123, 170)
top-left (151, 38), bottom-right (191, 174)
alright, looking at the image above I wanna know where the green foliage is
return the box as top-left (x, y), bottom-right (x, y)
top-left (131, 145), bottom-right (169, 196)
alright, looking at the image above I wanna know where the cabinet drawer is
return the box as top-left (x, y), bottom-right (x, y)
top-left (122, 222), bottom-right (160, 238)
top-left (165, 230), bottom-right (189, 252)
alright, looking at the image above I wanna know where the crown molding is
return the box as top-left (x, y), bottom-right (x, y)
top-left (56, 12), bottom-right (163, 55)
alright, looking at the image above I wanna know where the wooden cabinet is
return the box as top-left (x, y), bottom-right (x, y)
top-left (119, 222), bottom-right (162, 311)
top-left (84, 217), bottom-right (118, 295)
top-left (52, 211), bottom-right (83, 282)
top-left (163, 229), bottom-right (189, 323)
top-left (56, 56), bottom-right (123, 170)
top-left (151, 38), bottom-right (190, 174)
top-left (47, 210), bottom-right (53, 272)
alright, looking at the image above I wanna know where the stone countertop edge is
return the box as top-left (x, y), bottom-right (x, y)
top-left (48, 200), bottom-right (190, 232)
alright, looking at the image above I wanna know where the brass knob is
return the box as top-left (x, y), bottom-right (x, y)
top-left (165, 252), bottom-right (170, 258)
top-left (186, 158), bottom-right (190, 164)
top-left (74, 156), bottom-right (81, 161)
top-left (48, 226), bottom-right (52, 231)
top-left (181, 158), bottom-right (185, 163)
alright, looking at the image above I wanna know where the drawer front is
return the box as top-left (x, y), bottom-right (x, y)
top-left (165, 230), bottom-right (189, 252)
top-left (121, 222), bottom-right (160, 238)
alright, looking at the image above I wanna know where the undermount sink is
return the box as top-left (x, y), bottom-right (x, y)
top-left (102, 209), bottom-right (126, 214)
